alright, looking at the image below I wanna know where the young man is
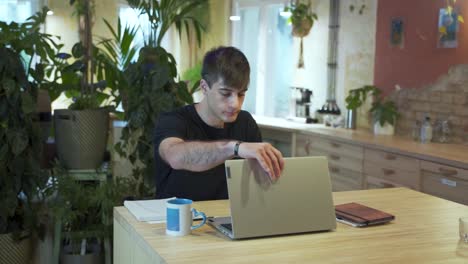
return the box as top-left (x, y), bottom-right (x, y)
top-left (154, 46), bottom-right (284, 201)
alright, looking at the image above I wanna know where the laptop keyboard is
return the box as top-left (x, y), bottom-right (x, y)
top-left (221, 223), bottom-right (232, 231)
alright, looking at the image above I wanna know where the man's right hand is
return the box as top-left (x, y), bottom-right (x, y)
top-left (236, 142), bottom-right (284, 180)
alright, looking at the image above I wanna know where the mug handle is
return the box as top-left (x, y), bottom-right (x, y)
top-left (191, 208), bottom-right (206, 230)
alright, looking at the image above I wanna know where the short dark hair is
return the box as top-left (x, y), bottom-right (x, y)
top-left (201, 46), bottom-right (250, 90)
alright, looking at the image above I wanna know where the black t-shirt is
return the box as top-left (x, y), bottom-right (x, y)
top-left (153, 104), bottom-right (262, 201)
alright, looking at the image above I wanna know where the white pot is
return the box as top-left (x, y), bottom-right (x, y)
top-left (373, 122), bottom-right (395, 135)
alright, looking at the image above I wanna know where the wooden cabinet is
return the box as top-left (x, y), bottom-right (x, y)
top-left (260, 127), bottom-right (295, 157)
top-left (420, 161), bottom-right (468, 205)
top-left (297, 133), bottom-right (363, 191)
top-left (363, 149), bottom-right (420, 190)
top-left (257, 119), bottom-right (467, 205)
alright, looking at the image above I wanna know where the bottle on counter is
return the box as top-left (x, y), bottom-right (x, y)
top-left (412, 120), bottom-right (421, 141)
top-left (440, 120), bottom-right (451, 143)
top-left (420, 116), bottom-right (433, 143)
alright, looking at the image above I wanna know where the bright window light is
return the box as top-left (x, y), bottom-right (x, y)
top-left (47, 10), bottom-right (54, 16)
top-left (279, 11), bottom-right (291, 17)
top-left (230, 15), bottom-right (241, 21)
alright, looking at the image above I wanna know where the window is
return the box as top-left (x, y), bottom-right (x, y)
top-left (118, 5), bottom-right (175, 60)
top-left (0, 0), bottom-right (43, 23)
top-left (231, 0), bottom-right (294, 117)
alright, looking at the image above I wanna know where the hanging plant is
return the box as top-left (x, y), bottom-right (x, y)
top-left (284, 0), bottom-right (318, 68)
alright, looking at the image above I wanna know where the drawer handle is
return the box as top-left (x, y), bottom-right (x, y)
top-left (384, 154), bottom-right (397, 160)
top-left (441, 178), bottom-right (457, 187)
top-left (438, 167), bottom-right (458, 176)
top-left (382, 168), bottom-right (395, 176)
top-left (304, 140), bottom-right (310, 155)
top-left (330, 166), bottom-right (340, 173)
top-left (330, 142), bottom-right (341, 148)
top-left (329, 154), bottom-right (341, 161)
top-left (382, 182), bottom-right (395, 188)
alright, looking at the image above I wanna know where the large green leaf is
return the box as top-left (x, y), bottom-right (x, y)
top-left (7, 129), bottom-right (29, 156)
top-left (71, 42), bottom-right (83, 58)
top-left (0, 144), bottom-right (8, 161)
top-left (3, 78), bottom-right (16, 96)
top-left (21, 92), bottom-right (35, 114)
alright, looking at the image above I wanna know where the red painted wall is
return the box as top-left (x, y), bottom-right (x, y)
top-left (374, 0), bottom-right (468, 94)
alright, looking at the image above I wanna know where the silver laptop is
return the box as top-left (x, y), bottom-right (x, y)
top-left (207, 156), bottom-right (336, 239)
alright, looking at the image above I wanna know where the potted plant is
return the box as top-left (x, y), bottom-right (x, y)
top-left (52, 0), bottom-right (118, 170)
top-left (181, 62), bottom-right (203, 102)
top-left (0, 7), bottom-right (58, 262)
top-left (115, 0), bottom-right (208, 197)
top-left (49, 162), bottom-right (134, 264)
top-left (370, 99), bottom-right (399, 135)
top-left (97, 18), bottom-right (141, 113)
top-left (345, 85), bottom-right (379, 129)
top-left (284, 0), bottom-right (318, 68)
top-left (345, 85), bottom-right (399, 135)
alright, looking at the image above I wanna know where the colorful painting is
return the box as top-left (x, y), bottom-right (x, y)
top-left (438, 8), bottom-right (459, 48)
top-left (390, 18), bottom-right (404, 47)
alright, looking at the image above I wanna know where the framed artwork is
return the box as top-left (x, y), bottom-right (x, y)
top-left (390, 18), bottom-right (404, 48)
top-left (438, 8), bottom-right (459, 48)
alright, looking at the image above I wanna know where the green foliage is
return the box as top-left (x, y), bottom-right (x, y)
top-left (115, 0), bottom-right (208, 197)
top-left (345, 85), bottom-right (380, 110)
top-left (370, 100), bottom-right (399, 126)
top-left (48, 162), bottom-right (134, 249)
top-left (116, 47), bottom-right (193, 196)
top-left (0, 7), bottom-right (63, 100)
top-left (0, 8), bottom-right (55, 237)
top-left (127, 0), bottom-right (208, 47)
top-left (96, 18), bottom-right (140, 111)
top-left (53, 42), bottom-right (113, 110)
top-left (181, 62), bottom-right (202, 95)
top-left (55, 0), bottom-right (117, 111)
top-left (284, 0), bottom-right (318, 36)
top-left (0, 53), bottom-right (45, 231)
top-left (346, 85), bottom-right (399, 127)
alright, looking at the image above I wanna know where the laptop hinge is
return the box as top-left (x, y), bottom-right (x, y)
top-left (226, 166), bottom-right (231, 178)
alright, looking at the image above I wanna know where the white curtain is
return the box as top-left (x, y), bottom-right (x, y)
top-left (232, 1), bottom-right (294, 118)
top-left (0, 0), bottom-right (45, 23)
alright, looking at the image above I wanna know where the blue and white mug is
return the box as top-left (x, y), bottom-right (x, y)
top-left (166, 198), bottom-right (207, 236)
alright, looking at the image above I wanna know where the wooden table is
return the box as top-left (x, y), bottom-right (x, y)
top-left (113, 188), bottom-right (468, 263)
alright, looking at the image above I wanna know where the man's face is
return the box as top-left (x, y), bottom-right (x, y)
top-left (203, 78), bottom-right (247, 125)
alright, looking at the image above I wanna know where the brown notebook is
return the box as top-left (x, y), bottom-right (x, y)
top-left (335, 202), bottom-right (395, 227)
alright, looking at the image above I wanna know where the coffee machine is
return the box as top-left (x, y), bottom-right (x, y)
top-left (289, 87), bottom-right (316, 123)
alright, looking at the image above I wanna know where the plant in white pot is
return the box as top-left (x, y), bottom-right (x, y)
top-left (370, 99), bottom-right (399, 135)
top-left (345, 85), bottom-right (399, 135)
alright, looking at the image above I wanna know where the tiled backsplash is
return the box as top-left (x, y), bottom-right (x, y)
top-left (390, 64), bottom-right (468, 143)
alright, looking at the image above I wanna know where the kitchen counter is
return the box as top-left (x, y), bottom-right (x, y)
top-left (254, 115), bottom-right (468, 169)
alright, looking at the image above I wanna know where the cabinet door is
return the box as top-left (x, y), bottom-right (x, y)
top-left (312, 138), bottom-right (364, 160)
top-left (329, 164), bottom-right (363, 191)
top-left (363, 148), bottom-right (420, 190)
top-left (296, 134), bottom-right (312, 157)
top-left (365, 149), bottom-right (419, 172)
top-left (363, 162), bottom-right (419, 190)
top-left (297, 133), bottom-right (364, 191)
top-left (260, 128), bottom-right (294, 157)
top-left (420, 161), bottom-right (468, 205)
top-left (365, 175), bottom-right (406, 189)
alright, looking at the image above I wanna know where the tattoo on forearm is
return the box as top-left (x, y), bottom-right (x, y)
top-left (181, 141), bottom-right (227, 168)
